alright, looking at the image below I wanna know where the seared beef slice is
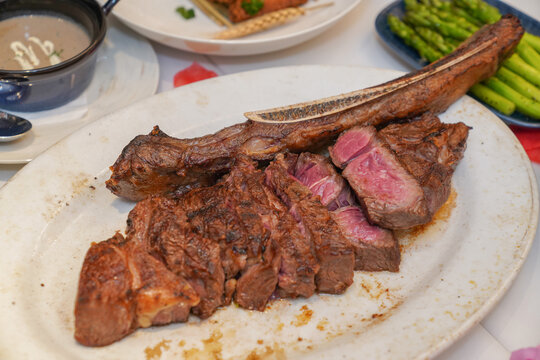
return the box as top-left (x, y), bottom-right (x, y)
top-left (219, 162), bottom-right (282, 310)
top-left (330, 115), bottom-right (468, 229)
top-left (265, 154), bottom-right (354, 294)
top-left (221, 159), bottom-right (318, 302)
top-left (293, 152), bottom-right (399, 272)
top-left (126, 195), bottom-right (226, 319)
top-left (75, 233), bottom-right (199, 346)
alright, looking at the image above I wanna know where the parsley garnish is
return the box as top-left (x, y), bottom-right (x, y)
top-left (49, 49), bottom-right (64, 58)
top-left (176, 6), bottom-right (195, 20)
top-left (241, 0), bottom-right (264, 16)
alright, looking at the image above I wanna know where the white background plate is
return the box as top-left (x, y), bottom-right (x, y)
top-left (0, 19), bottom-right (159, 164)
top-left (112, 0), bottom-right (362, 56)
top-left (0, 66), bottom-right (537, 359)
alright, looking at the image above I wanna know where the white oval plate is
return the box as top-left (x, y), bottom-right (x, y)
top-left (0, 66), bottom-right (537, 359)
top-left (112, 0), bottom-right (362, 56)
top-left (0, 19), bottom-right (159, 164)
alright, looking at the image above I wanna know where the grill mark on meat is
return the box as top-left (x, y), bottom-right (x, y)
top-left (106, 16), bottom-right (523, 201)
top-left (259, 180), bottom-right (319, 298)
top-left (126, 195), bottom-right (226, 319)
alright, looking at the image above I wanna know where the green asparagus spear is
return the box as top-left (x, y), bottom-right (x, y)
top-left (403, 12), bottom-right (432, 27)
top-left (523, 33), bottom-right (540, 53)
top-left (415, 26), bottom-right (454, 54)
top-left (429, 0), bottom-right (444, 9)
top-left (496, 67), bottom-right (540, 102)
top-left (404, 12), bottom-right (472, 40)
top-left (485, 77), bottom-right (540, 118)
top-left (450, 5), bottom-right (483, 26)
top-left (404, 0), bottom-right (421, 11)
top-left (516, 42), bottom-right (540, 72)
top-left (388, 15), bottom-right (443, 62)
top-left (424, 13), bottom-right (472, 39)
top-left (504, 54), bottom-right (540, 88)
top-left (453, 0), bottom-right (501, 24)
top-left (469, 83), bottom-right (515, 115)
top-left (430, 8), bottom-right (479, 33)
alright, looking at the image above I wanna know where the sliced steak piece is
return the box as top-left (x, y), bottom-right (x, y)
top-left (156, 223), bottom-right (225, 319)
top-left (378, 113), bottom-right (469, 217)
top-left (183, 185), bottom-right (248, 280)
top-left (222, 160), bottom-right (281, 310)
top-left (127, 196), bottom-right (226, 319)
top-left (263, 184), bottom-right (319, 299)
top-left (265, 154), bottom-right (354, 294)
top-left (330, 126), bottom-right (432, 229)
top-left (291, 152), bottom-right (399, 272)
top-left (126, 159), bottom-right (289, 312)
top-left (74, 233), bottom-right (199, 347)
top-left (234, 238), bottom-right (280, 310)
top-left (223, 158), bottom-right (318, 300)
top-left (332, 207), bottom-right (400, 272)
top-left (330, 115), bottom-right (469, 229)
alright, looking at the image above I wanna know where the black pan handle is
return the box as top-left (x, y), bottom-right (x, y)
top-left (102, 0), bottom-right (120, 15)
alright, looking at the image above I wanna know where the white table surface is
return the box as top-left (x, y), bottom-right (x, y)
top-left (1, 0), bottom-right (539, 358)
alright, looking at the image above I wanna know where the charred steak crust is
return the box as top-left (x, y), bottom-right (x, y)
top-left (106, 16), bottom-right (522, 201)
top-left (74, 233), bottom-right (200, 347)
top-left (378, 114), bottom-right (470, 217)
top-left (78, 159), bottom-right (326, 346)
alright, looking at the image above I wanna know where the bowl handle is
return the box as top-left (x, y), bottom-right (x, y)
top-left (0, 78), bottom-right (28, 104)
top-left (103, 0), bottom-right (120, 15)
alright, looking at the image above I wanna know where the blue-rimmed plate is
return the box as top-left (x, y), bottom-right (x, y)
top-left (375, 0), bottom-right (540, 128)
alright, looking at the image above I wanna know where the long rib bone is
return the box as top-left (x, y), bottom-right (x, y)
top-left (106, 15), bottom-right (524, 201)
top-left (244, 39), bottom-right (495, 124)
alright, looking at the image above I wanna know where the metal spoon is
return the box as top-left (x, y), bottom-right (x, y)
top-left (0, 111), bottom-right (32, 142)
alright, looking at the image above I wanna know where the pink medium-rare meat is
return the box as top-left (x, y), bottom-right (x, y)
top-left (291, 152), bottom-right (400, 271)
top-left (330, 114), bottom-right (469, 229)
top-left (106, 16), bottom-right (523, 201)
top-left (331, 126), bottom-right (429, 229)
top-left (332, 206), bottom-right (400, 272)
top-left (294, 153), bottom-right (348, 208)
